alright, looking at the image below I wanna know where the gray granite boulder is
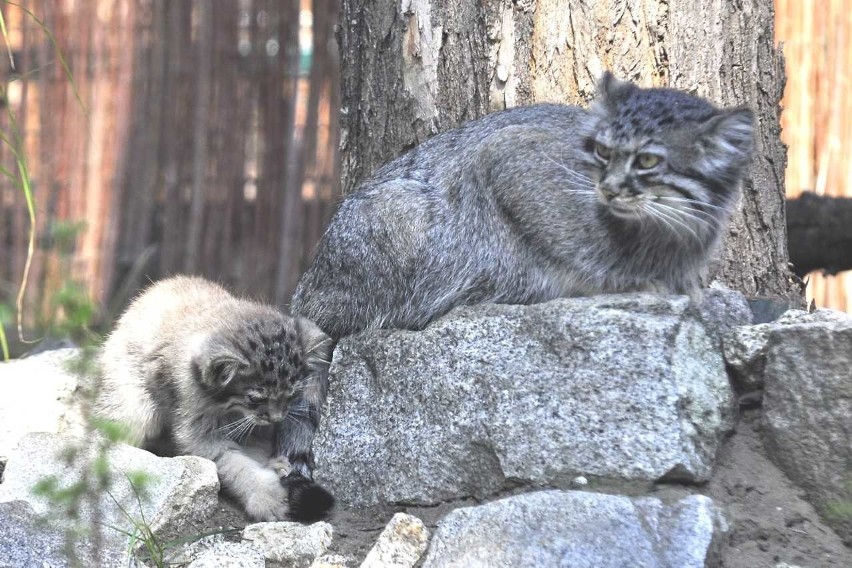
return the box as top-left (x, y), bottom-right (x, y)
top-left (0, 432), bottom-right (219, 563)
top-left (0, 499), bottom-right (123, 568)
top-left (315, 293), bottom-right (736, 506)
top-left (723, 308), bottom-right (848, 392)
top-left (760, 313), bottom-right (852, 543)
top-left (422, 490), bottom-right (725, 568)
top-left (697, 287), bottom-right (754, 342)
top-left (0, 349), bottom-right (86, 460)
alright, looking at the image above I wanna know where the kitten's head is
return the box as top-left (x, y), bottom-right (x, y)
top-left (191, 311), bottom-right (332, 425)
top-left (584, 72), bottom-right (754, 241)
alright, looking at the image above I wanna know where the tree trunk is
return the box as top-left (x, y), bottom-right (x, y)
top-left (338, 0), bottom-right (801, 303)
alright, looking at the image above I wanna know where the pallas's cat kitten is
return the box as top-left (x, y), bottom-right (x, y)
top-left (292, 72), bottom-right (755, 339)
top-left (96, 276), bottom-right (334, 522)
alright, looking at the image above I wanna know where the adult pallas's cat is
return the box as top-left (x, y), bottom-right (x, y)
top-left (293, 72), bottom-right (754, 339)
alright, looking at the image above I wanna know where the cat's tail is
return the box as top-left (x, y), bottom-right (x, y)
top-left (282, 472), bottom-right (335, 522)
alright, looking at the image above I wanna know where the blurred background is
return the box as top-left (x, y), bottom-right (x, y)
top-left (0, 0), bottom-right (340, 352)
top-left (776, 0), bottom-right (852, 313)
top-left (0, 0), bottom-right (848, 354)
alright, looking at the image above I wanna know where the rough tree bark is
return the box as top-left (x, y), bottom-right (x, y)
top-left (338, 0), bottom-right (801, 302)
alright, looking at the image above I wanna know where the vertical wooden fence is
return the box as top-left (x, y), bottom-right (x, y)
top-left (0, 0), bottom-right (340, 343)
top-left (777, 0), bottom-right (851, 311)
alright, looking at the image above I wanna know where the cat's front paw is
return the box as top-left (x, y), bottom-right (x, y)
top-left (267, 456), bottom-right (292, 478)
top-left (244, 475), bottom-right (289, 521)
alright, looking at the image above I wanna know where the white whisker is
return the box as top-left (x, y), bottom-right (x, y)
top-left (652, 201), bottom-right (715, 231)
top-left (541, 152), bottom-right (597, 188)
top-left (656, 199), bottom-right (721, 224)
top-left (218, 416), bottom-right (250, 434)
top-left (640, 203), bottom-right (683, 242)
top-left (643, 203), bottom-right (703, 245)
top-left (659, 195), bottom-right (729, 213)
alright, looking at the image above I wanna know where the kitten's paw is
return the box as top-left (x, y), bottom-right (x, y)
top-left (244, 476), bottom-right (289, 521)
top-left (267, 456), bottom-right (292, 478)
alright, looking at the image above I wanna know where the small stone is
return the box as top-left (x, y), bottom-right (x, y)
top-left (361, 512), bottom-right (430, 568)
top-left (571, 476), bottom-right (589, 487)
top-left (241, 521), bottom-right (333, 566)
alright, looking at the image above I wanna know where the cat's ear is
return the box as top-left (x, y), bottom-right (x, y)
top-left (190, 335), bottom-right (248, 388)
top-left (595, 71), bottom-right (634, 110)
top-left (295, 317), bottom-right (333, 375)
top-left (203, 354), bottom-right (247, 387)
top-left (696, 106), bottom-right (754, 167)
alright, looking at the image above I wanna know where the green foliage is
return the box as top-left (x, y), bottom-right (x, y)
top-left (825, 478), bottom-right (852, 523)
top-left (49, 281), bottom-right (98, 340)
top-left (0, 302), bottom-right (10, 360)
top-left (62, 345), bottom-right (101, 384)
top-left (32, 476), bottom-right (88, 506)
top-left (49, 219), bottom-right (89, 255)
top-left (825, 500), bottom-right (852, 521)
top-left (0, 1), bottom-right (90, 360)
top-left (31, 408), bottom-right (165, 566)
top-left (89, 417), bottom-right (132, 445)
top-left (110, 474), bottom-right (164, 568)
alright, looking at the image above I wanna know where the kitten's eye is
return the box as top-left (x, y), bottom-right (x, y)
top-left (594, 142), bottom-right (611, 161)
top-left (636, 153), bottom-right (662, 169)
top-left (246, 392), bottom-right (266, 404)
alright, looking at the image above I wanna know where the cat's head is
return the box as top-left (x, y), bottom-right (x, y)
top-left (190, 311), bottom-right (332, 426)
top-left (584, 72), bottom-right (754, 240)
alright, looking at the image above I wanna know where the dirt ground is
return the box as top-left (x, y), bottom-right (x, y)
top-left (194, 405), bottom-right (851, 567)
top-left (703, 408), bottom-right (851, 568)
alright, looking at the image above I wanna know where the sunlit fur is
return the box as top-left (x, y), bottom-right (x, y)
top-left (292, 72), bottom-right (754, 339)
top-left (95, 276), bottom-right (334, 522)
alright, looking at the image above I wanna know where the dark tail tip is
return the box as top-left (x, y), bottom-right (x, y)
top-left (283, 473), bottom-right (335, 523)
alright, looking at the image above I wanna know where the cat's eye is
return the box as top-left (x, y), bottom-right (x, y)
top-left (246, 391), bottom-right (267, 404)
top-left (636, 153), bottom-right (662, 169)
top-left (594, 142), bottom-right (611, 161)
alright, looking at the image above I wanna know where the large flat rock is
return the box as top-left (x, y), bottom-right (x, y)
top-left (422, 490), bottom-right (725, 568)
top-left (315, 293), bottom-right (736, 507)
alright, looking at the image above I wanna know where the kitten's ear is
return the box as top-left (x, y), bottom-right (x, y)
top-left (697, 106), bottom-right (754, 165)
top-left (295, 317), bottom-right (333, 375)
top-left (190, 336), bottom-right (248, 388)
top-left (204, 354), bottom-right (247, 387)
top-left (595, 71), bottom-right (634, 109)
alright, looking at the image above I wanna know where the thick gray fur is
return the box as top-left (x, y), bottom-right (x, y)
top-left (292, 72), bottom-right (754, 340)
top-left (95, 276), bottom-right (332, 521)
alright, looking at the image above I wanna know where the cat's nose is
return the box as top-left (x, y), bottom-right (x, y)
top-left (268, 409), bottom-right (285, 423)
top-left (599, 183), bottom-right (620, 199)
